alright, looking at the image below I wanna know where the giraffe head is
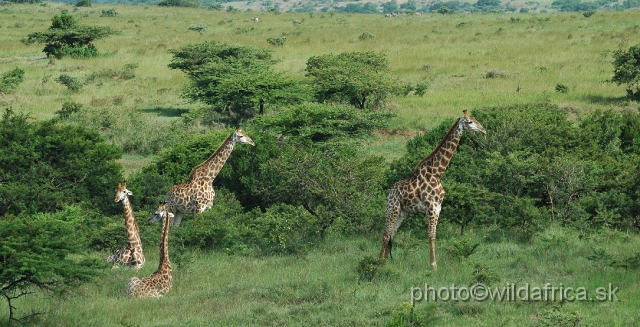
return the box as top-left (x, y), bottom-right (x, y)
top-left (115, 181), bottom-right (133, 203)
top-left (148, 201), bottom-right (174, 224)
top-left (459, 110), bottom-right (486, 134)
top-left (233, 128), bottom-right (255, 146)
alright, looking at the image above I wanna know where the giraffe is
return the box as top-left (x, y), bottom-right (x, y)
top-left (380, 110), bottom-right (486, 269)
top-left (107, 181), bottom-right (145, 270)
top-left (148, 128), bottom-right (255, 226)
top-left (125, 202), bottom-right (174, 298)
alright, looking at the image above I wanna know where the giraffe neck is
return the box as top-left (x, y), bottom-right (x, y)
top-left (188, 133), bottom-right (235, 183)
top-left (122, 196), bottom-right (142, 248)
top-left (414, 117), bottom-right (463, 180)
top-left (157, 210), bottom-right (171, 274)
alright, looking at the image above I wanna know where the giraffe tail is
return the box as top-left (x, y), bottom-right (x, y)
top-left (389, 238), bottom-right (393, 260)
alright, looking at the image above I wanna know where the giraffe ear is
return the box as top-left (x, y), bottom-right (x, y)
top-left (168, 213), bottom-right (175, 218)
top-left (126, 190), bottom-right (133, 196)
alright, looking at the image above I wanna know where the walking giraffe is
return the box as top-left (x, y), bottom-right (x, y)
top-left (107, 181), bottom-right (145, 270)
top-left (125, 202), bottom-right (174, 298)
top-left (148, 128), bottom-right (255, 226)
top-left (380, 110), bottom-right (486, 269)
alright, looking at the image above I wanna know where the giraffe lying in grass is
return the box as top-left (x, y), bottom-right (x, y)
top-left (125, 202), bottom-right (174, 298)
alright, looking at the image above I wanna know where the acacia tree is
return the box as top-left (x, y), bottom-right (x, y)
top-left (168, 41), bottom-right (311, 123)
top-left (305, 51), bottom-right (401, 110)
top-left (22, 13), bottom-right (116, 59)
top-left (1, 207), bottom-right (102, 325)
top-left (612, 44), bottom-right (640, 100)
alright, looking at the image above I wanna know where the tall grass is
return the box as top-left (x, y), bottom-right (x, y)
top-left (4, 224), bottom-right (639, 326)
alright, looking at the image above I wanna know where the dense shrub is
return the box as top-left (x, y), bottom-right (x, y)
top-left (0, 109), bottom-right (123, 216)
top-left (388, 103), bottom-right (640, 235)
top-left (0, 67), bottom-right (24, 94)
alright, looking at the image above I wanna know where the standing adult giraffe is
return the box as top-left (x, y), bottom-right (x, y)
top-left (148, 128), bottom-right (255, 226)
top-left (108, 181), bottom-right (145, 270)
top-left (380, 110), bottom-right (486, 269)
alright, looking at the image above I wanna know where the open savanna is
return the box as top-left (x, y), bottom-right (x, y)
top-left (2, 4), bottom-right (639, 129)
top-left (2, 4), bottom-right (640, 326)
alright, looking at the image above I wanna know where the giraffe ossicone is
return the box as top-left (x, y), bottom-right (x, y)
top-left (107, 181), bottom-right (145, 270)
top-left (380, 110), bottom-right (486, 269)
top-left (148, 128), bottom-right (255, 226)
top-left (125, 202), bottom-right (174, 298)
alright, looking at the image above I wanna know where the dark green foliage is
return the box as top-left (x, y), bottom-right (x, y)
top-left (266, 37), bottom-right (286, 46)
top-left (555, 83), bottom-right (569, 93)
top-left (387, 302), bottom-right (437, 327)
top-left (388, 104), bottom-right (640, 236)
top-left (0, 67), bottom-right (24, 94)
top-left (55, 101), bottom-right (82, 119)
top-left (76, 0), bottom-right (91, 7)
top-left (0, 206), bottom-right (102, 323)
top-left (169, 41), bottom-right (311, 122)
top-left (257, 143), bottom-right (387, 238)
top-left (0, 109), bottom-right (123, 216)
top-left (100, 8), bottom-right (118, 17)
top-left (611, 44), bottom-right (640, 100)
top-left (252, 103), bottom-right (394, 142)
top-left (22, 13), bottom-right (116, 59)
top-left (471, 262), bottom-right (501, 284)
top-left (158, 0), bottom-right (200, 7)
top-left (358, 32), bottom-right (374, 41)
top-left (356, 255), bottom-right (386, 282)
top-left (449, 236), bottom-right (480, 260)
top-left (305, 51), bottom-right (401, 109)
top-left (55, 74), bottom-right (83, 92)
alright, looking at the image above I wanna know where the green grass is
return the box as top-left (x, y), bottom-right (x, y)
top-left (5, 224), bottom-right (639, 326)
top-left (1, 5), bottom-right (639, 130)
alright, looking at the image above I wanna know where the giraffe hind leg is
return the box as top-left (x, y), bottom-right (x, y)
top-left (380, 193), bottom-right (403, 259)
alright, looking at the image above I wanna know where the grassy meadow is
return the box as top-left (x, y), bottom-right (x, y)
top-left (2, 3), bottom-right (640, 326)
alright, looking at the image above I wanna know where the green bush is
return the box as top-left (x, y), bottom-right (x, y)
top-left (356, 255), bottom-right (386, 282)
top-left (55, 74), bottom-right (83, 92)
top-left (0, 67), bottom-right (24, 94)
top-left (100, 8), bottom-right (118, 17)
top-left (158, 0), bottom-right (200, 7)
top-left (76, 0), bottom-right (91, 7)
top-left (266, 37), bottom-right (286, 46)
top-left (0, 109), bottom-right (123, 216)
top-left (555, 83), bottom-right (569, 93)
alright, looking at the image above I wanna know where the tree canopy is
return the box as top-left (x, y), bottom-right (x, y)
top-left (305, 51), bottom-right (400, 110)
top-left (612, 44), bottom-right (640, 100)
top-left (0, 109), bottom-right (123, 216)
top-left (168, 41), bottom-right (311, 122)
top-left (22, 13), bottom-right (116, 59)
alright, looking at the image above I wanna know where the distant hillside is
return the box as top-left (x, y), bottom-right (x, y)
top-left (43, 0), bottom-right (639, 14)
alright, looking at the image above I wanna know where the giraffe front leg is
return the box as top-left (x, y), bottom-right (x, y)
top-left (427, 201), bottom-right (442, 270)
top-left (172, 212), bottom-right (184, 227)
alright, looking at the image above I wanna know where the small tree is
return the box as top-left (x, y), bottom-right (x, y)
top-left (168, 41), bottom-right (311, 122)
top-left (611, 44), bottom-right (640, 101)
top-left (22, 13), bottom-right (116, 59)
top-left (305, 51), bottom-right (401, 110)
top-left (0, 207), bottom-right (102, 324)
